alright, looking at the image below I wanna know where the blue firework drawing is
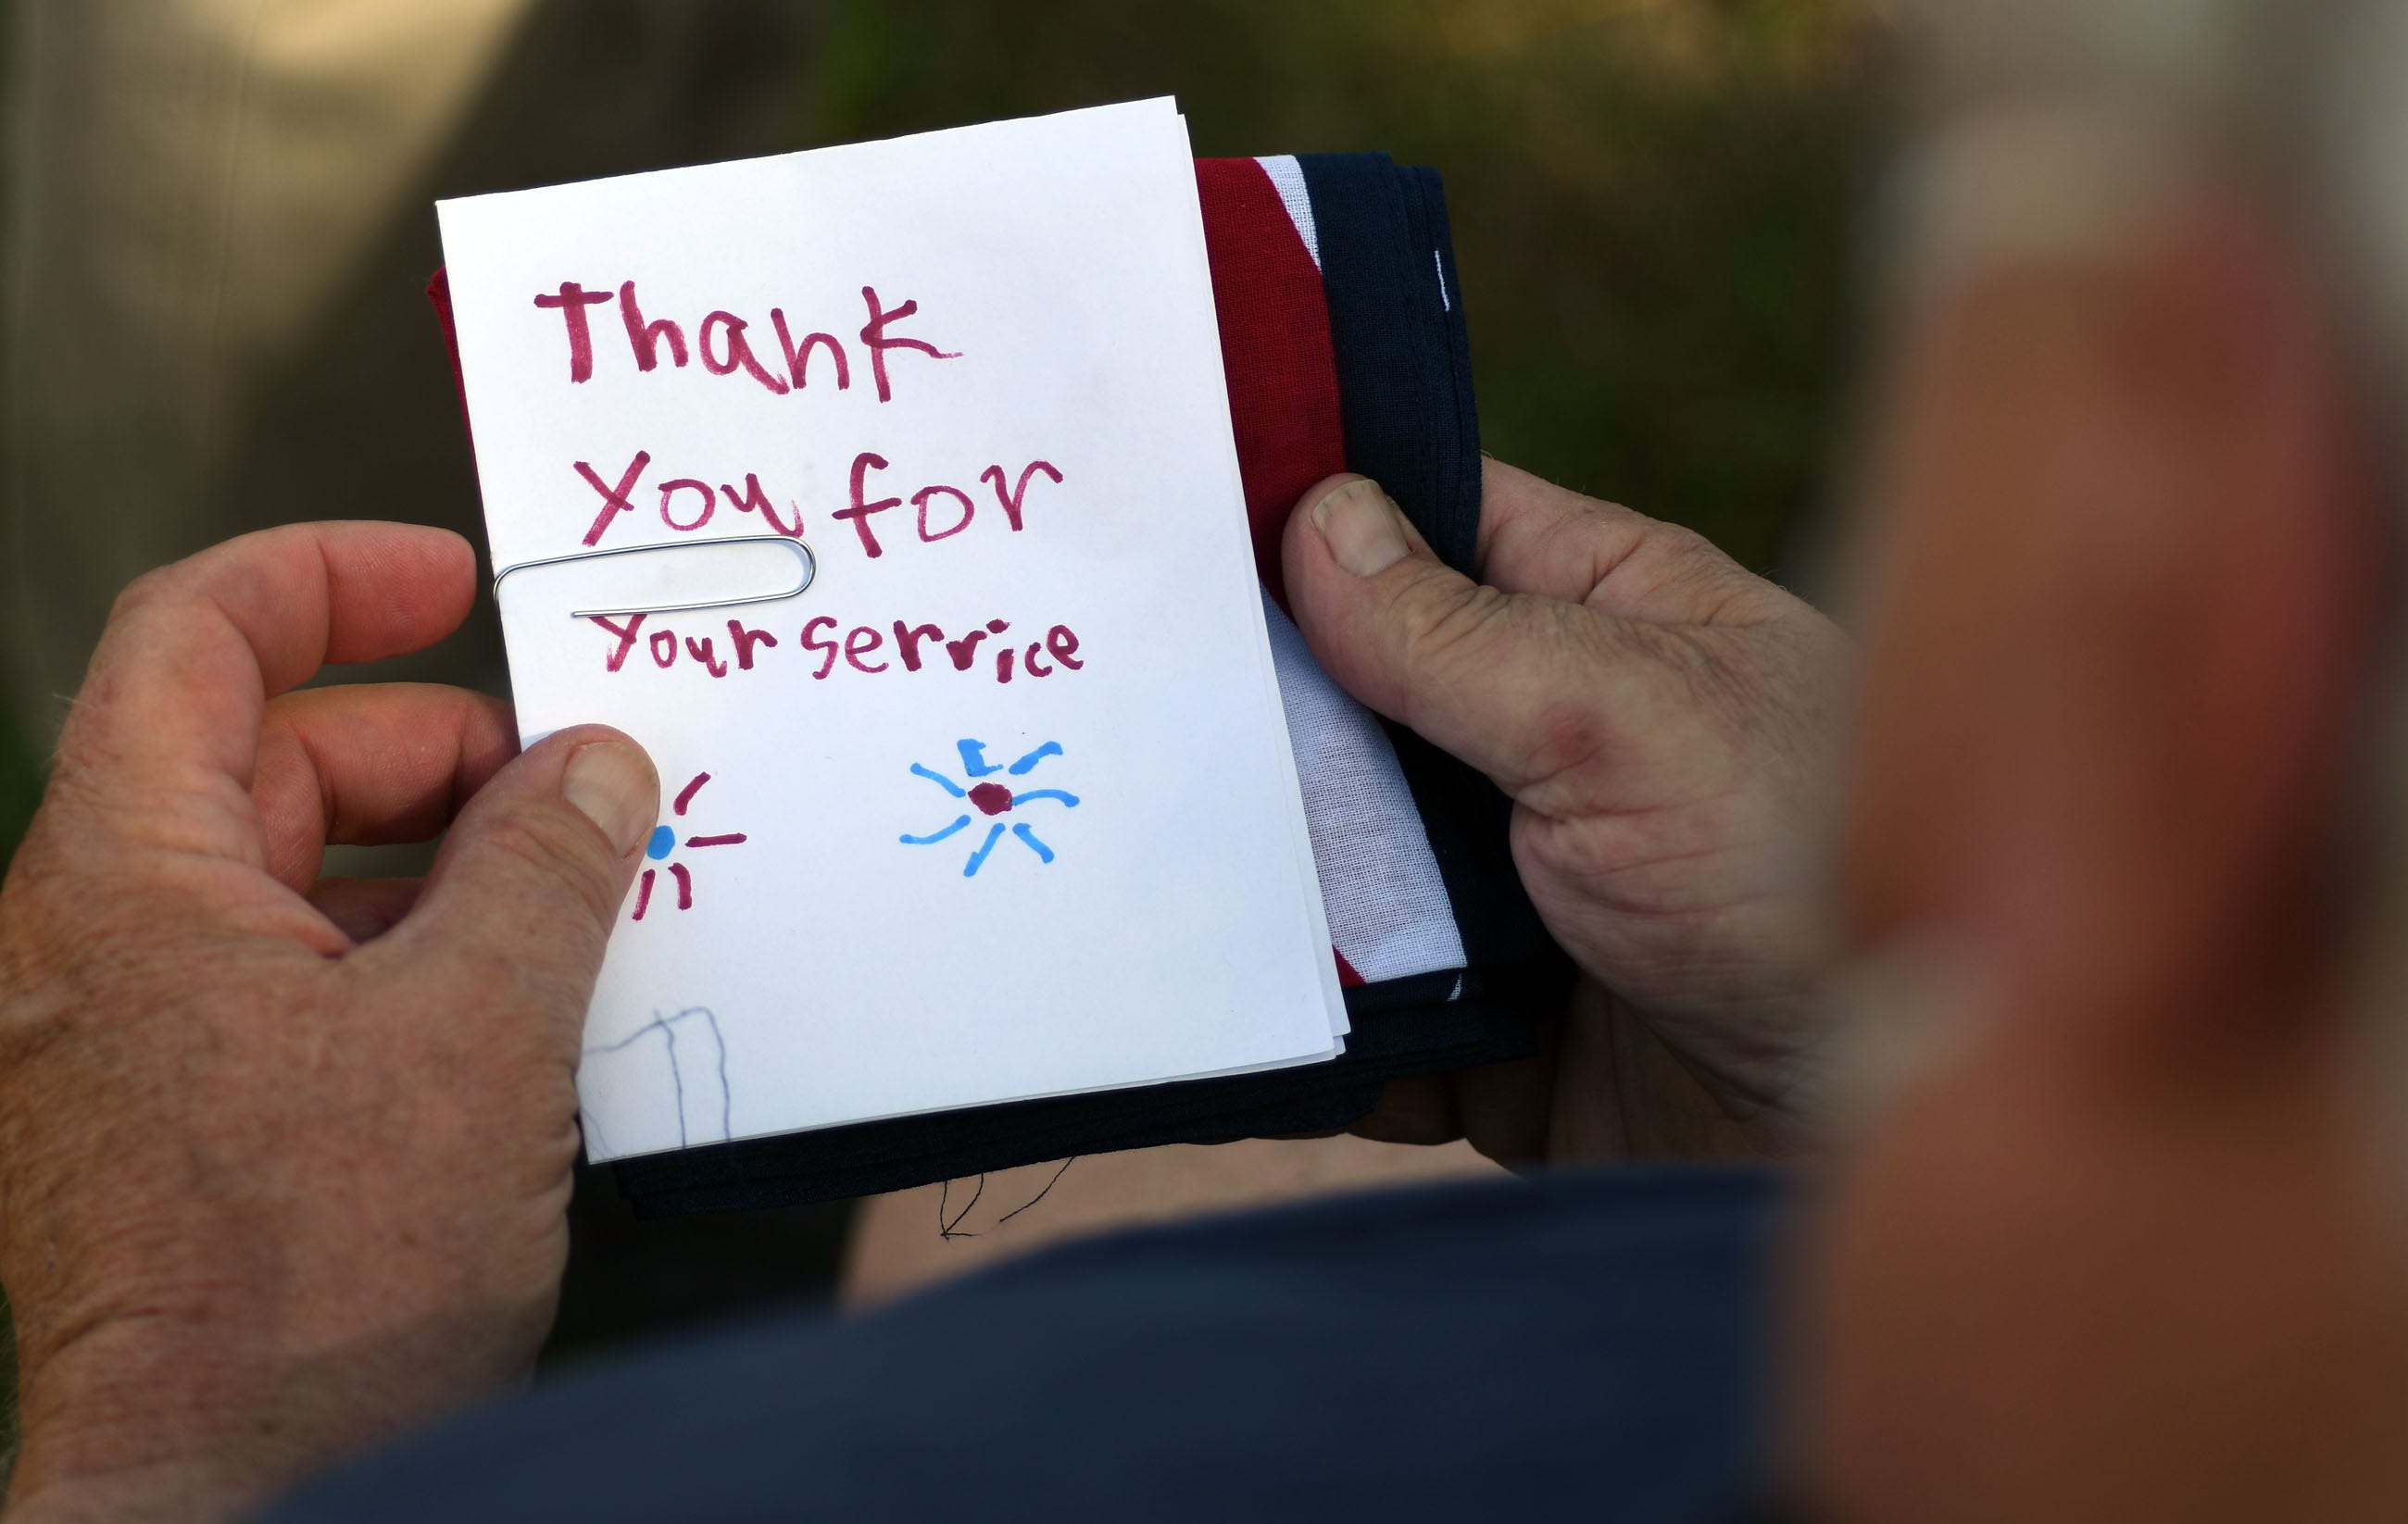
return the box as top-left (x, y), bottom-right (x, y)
top-left (901, 739), bottom-right (1081, 877)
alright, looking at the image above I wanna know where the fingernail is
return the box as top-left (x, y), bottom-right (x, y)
top-left (562, 741), bottom-right (658, 856)
top-left (1311, 479), bottom-right (1412, 577)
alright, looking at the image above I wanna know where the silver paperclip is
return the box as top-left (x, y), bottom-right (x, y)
top-left (490, 534), bottom-right (816, 619)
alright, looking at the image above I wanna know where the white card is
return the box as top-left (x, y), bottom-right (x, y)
top-left (437, 100), bottom-right (1348, 1160)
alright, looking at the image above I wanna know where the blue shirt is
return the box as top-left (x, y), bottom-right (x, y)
top-left (271, 1167), bottom-right (1782, 1522)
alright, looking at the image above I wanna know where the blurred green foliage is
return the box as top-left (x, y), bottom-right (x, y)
top-left (801, 0), bottom-right (1879, 575)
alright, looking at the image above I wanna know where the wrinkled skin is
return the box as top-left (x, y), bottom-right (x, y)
top-left (1284, 461), bottom-right (1846, 1162)
top-left (0, 523), bottom-right (659, 1523)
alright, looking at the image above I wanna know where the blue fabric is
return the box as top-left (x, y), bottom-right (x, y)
top-left (270, 1168), bottom-right (1782, 1523)
top-left (1303, 150), bottom-right (1565, 1006)
top-left (1301, 153), bottom-right (1482, 573)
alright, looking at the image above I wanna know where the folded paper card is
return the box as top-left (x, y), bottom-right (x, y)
top-left (437, 99), bottom-right (1352, 1160)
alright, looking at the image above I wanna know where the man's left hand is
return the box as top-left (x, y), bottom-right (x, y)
top-left (0, 523), bottom-right (658, 1522)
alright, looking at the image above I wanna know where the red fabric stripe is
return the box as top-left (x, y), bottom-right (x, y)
top-left (1332, 947), bottom-right (1365, 989)
top-left (1193, 158), bottom-right (1348, 609)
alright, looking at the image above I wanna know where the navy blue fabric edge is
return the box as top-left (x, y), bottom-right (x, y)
top-left (270, 1167), bottom-right (1784, 1524)
top-left (1299, 152), bottom-right (1571, 995)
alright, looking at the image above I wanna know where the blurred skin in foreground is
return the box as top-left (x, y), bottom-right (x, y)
top-left (1807, 171), bottom-right (2408, 1515)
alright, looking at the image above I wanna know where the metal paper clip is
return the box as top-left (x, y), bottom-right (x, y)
top-left (490, 534), bottom-right (816, 619)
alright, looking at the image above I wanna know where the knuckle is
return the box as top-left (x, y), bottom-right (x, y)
top-left (103, 567), bottom-right (177, 627)
top-left (1395, 578), bottom-right (1512, 693)
top-left (1509, 606), bottom-right (1635, 794)
top-left (1643, 523), bottom-right (1796, 623)
top-left (1650, 521), bottom-right (1718, 562)
top-left (1639, 526), bottom-right (1728, 595)
top-left (465, 807), bottom-right (627, 928)
top-left (103, 540), bottom-right (287, 648)
top-left (1390, 580), bottom-right (1624, 793)
top-left (1522, 693), bottom-right (1613, 790)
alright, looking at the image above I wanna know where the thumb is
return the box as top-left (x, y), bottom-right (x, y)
top-left (1282, 475), bottom-right (1649, 797)
top-left (379, 727), bottom-right (658, 1029)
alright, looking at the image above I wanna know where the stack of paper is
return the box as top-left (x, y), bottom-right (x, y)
top-left (437, 100), bottom-right (1353, 1162)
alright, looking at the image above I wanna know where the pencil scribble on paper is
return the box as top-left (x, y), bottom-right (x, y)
top-left (578, 1006), bottom-right (732, 1157)
top-left (901, 739), bottom-right (1082, 877)
top-left (633, 770), bottom-right (749, 919)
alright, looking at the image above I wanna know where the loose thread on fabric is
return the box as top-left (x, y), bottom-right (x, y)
top-left (996, 1156), bottom-right (1076, 1224)
top-left (935, 1156), bottom-right (1076, 1238)
top-left (939, 1173), bottom-right (986, 1239)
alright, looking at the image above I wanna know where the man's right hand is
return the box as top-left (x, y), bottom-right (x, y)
top-left (1282, 461), bottom-right (1846, 1163)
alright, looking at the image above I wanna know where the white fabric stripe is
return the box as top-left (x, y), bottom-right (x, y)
top-left (1256, 153), bottom-right (1323, 269)
top-left (1263, 590), bottom-right (1465, 983)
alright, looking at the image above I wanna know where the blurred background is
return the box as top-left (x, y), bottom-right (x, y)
top-left (0, 0), bottom-right (1887, 1434)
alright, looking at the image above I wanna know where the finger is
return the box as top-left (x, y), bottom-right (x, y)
top-left (307, 877), bottom-right (425, 944)
top-left (1842, 204), bottom-right (2380, 1056)
top-left (1476, 457), bottom-right (1793, 625)
top-left (1282, 475), bottom-right (1659, 799)
top-left (252, 684), bottom-right (518, 892)
top-left (373, 728), bottom-right (658, 1041)
top-left (53, 522), bottom-right (476, 855)
top-left (1474, 459), bottom-right (1657, 601)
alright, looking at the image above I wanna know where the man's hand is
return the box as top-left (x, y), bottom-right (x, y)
top-left (1283, 462), bottom-right (1845, 1162)
top-left (0, 524), bottom-right (657, 1522)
